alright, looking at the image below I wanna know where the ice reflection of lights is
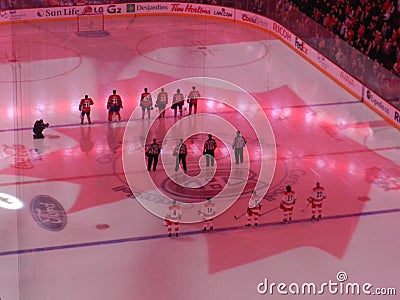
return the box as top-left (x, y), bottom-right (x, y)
top-left (348, 162), bottom-right (356, 175)
top-left (305, 111), bottom-right (314, 123)
top-left (7, 108), bottom-right (14, 119)
top-left (338, 118), bottom-right (347, 128)
top-left (316, 157), bottom-right (325, 169)
top-left (282, 108), bottom-right (291, 119)
top-left (0, 192), bottom-right (23, 210)
top-left (271, 109), bottom-right (279, 118)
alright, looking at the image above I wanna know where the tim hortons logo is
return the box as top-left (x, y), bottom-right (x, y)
top-left (31, 195), bottom-right (67, 231)
top-left (171, 4), bottom-right (211, 15)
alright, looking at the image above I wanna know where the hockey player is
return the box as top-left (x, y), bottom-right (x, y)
top-left (187, 86), bottom-right (201, 115)
top-left (232, 130), bottom-right (247, 164)
top-left (146, 138), bottom-right (161, 171)
top-left (164, 201), bottom-right (182, 237)
top-left (308, 182), bottom-right (326, 220)
top-left (79, 94), bottom-right (94, 124)
top-left (200, 197), bottom-right (216, 231)
top-left (246, 190), bottom-right (262, 226)
top-left (155, 87), bottom-right (168, 118)
top-left (280, 185), bottom-right (297, 223)
top-left (171, 89), bottom-right (185, 117)
top-left (107, 90), bottom-right (123, 122)
top-left (203, 134), bottom-right (217, 167)
top-left (140, 88), bottom-right (153, 119)
top-left (33, 119), bottom-right (49, 139)
top-left (174, 139), bottom-right (188, 172)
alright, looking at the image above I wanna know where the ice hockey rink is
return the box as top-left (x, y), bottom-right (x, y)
top-left (0, 13), bottom-right (399, 300)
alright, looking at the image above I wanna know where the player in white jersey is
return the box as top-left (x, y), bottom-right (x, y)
top-left (164, 201), bottom-right (182, 237)
top-left (308, 182), bottom-right (326, 220)
top-left (140, 88), bottom-right (153, 119)
top-left (280, 185), bottom-right (297, 223)
top-left (246, 190), bottom-right (262, 226)
top-left (199, 197), bottom-right (216, 231)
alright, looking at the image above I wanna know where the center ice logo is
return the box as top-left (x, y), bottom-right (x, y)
top-left (30, 195), bottom-right (67, 231)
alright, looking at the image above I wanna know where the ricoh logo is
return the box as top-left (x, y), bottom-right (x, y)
top-left (340, 71), bottom-right (355, 87)
top-left (242, 14), bottom-right (257, 23)
top-left (394, 111), bottom-right (400, 124)
top-left (294, 37), bottom-right (308, 55)
top-left (31, 195), bottom-right (67, 231)
top-left (272, 23), bottom-right (291, 41)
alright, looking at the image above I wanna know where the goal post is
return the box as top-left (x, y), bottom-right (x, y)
top-left (77, 12), bottom-right (105, 33)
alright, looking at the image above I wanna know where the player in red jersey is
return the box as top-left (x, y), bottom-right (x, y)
top-left (164, 201), bottom-right (182, 237)
top-left (79, 95), bottom-right (94, 124)
top-left (155, 87), bottom-right (168, 118)
top-left (187, 86), bottom-right (201, 115)
top-left (106, 90), bottom-right (123, 122)
top-left (171, 89), bottom-right (185, 117)
top-left (280, 185), bottom-right (297, 223)
top-left (308, 182), bottom-right (326, 220)
top-left (200, 197), bottom-right (216, 231)
top-left (140, 88), bottom-right (153, 119)
top-left (246, 190), bottom-right (262, 226)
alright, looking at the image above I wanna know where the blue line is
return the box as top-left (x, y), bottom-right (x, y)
top-left (0, 207), bottom-right (398, 257)
top-left (277, 100), bottom-right (361, 110)
top-left (0, 101), bottom-right (361, 134)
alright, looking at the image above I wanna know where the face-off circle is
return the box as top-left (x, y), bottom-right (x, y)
top-left (122, 77), bottom-right (276, 223)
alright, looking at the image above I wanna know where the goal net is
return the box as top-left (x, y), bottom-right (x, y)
top-left (76, 13), bottom-right (109, 37)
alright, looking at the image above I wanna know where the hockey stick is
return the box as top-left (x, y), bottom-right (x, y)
top-left (260, 206), bottom-right (280, 216)
top-left (233, 212), bottom-right (247, 220)
top-left (301, 199), bottom-right (312, 212)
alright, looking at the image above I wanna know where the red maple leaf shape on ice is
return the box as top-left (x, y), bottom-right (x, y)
top-left (204, 86), bottom-right (399, 273)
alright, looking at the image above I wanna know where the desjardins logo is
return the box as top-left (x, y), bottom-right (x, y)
top-left (126, 4), bottom-right (135, 13)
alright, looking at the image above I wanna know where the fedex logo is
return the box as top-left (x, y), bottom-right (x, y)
top-left (295, 37), bottom-right (308, 55)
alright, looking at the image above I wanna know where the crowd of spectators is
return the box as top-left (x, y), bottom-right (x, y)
top-left (2, 0), bottom-right (400, 80)
top-left (288, 0), bottom-right (400, 77)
